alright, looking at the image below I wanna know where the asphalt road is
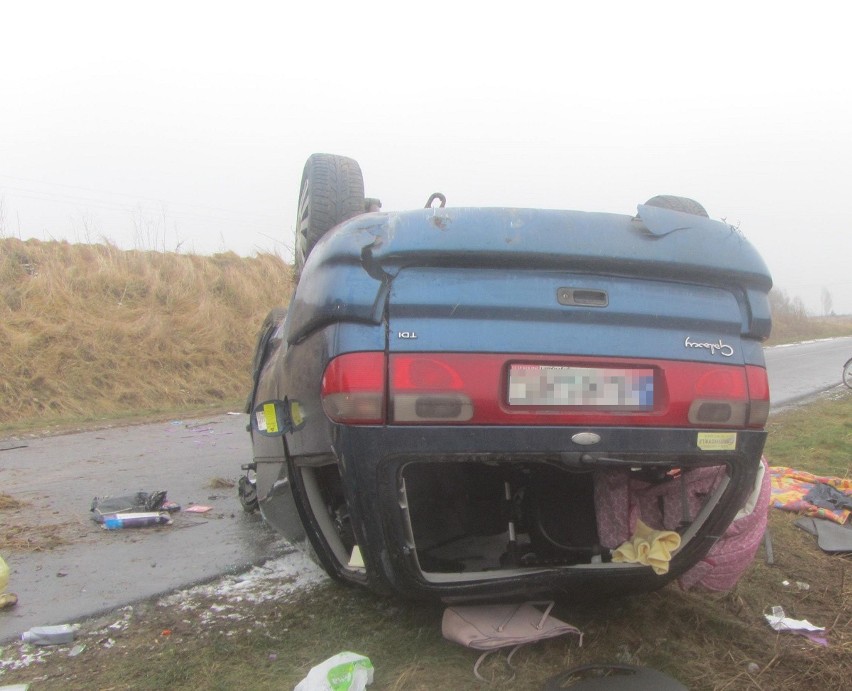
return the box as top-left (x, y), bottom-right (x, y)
top-left (764, 335), bottom-right (852, 409)
top-left (1, 336), bottom-right (850, 642)
top-left (0, 413), bottom-right (292, 643)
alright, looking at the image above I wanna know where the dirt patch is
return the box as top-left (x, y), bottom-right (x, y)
top-left (0, 524), bottom-right (73, 552)
top-left (207, 477), bottom-right (235, 490)
top-left (0, 493), bottom-right (24, 511)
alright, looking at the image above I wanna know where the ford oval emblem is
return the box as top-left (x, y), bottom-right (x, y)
top-left (572, 432), bottom-right (601, 446)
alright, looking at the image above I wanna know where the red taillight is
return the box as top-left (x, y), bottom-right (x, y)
top-left (694, 368), bottom-right (747, 398)
top-left (391, 355), bottom-right (485, 422)
top-left (321, 352), bottom-right (385, 423)
top-left (685, 366), bottom-right (749, 426)
top-left (745, 365), bottom-right (770, 428)
top-left (321, 352), bottom-right (770, 429)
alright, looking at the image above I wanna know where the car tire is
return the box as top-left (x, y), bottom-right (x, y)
top-left (238, 474), bottom-right (259, 513)
top-left (843, 357), bottom-right (852, 389)
top-left (644, 194), bottom-right (709, 217)
top-left (294, 153), bottom-right (365, 276)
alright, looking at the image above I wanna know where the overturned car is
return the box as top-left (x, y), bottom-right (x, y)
top-left (241, 153), bottom-right (772, 602)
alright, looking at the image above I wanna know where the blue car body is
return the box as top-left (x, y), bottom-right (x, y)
top-left (248, 201), bottom-right (772, 601)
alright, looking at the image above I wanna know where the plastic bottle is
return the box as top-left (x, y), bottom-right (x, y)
top-left (21, 625), bottom-right (75, 645)
top-left (102, 512), bottom-right (171, 529)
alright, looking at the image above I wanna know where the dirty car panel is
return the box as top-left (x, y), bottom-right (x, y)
top-left (245, 169), bottom-right (772, 601)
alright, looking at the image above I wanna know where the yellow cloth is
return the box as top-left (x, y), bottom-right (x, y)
top-left (611, 520), bottom-right (682, 575)
top-left (0, 554), bottom-right (8, 592)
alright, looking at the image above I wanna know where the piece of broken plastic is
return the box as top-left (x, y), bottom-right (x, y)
top-left (764, 606), bottom-right (828, 646)
top-left (102, 512), bottom-right (172, 529)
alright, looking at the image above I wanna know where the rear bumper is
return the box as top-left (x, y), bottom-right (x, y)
top-left (322, 424), bottom-right (766, 601)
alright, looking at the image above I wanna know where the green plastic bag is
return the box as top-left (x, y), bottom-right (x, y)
top-left (295, 651), bottom-right (374, 691)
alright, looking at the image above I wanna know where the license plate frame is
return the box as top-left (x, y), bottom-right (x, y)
top-left (507, 364), bottom-right (655, 409)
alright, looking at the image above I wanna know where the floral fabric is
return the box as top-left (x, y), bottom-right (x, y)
top-left (769, 467), bottom-right (852, 525)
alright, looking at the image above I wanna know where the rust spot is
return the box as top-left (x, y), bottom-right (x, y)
top-left (431, 215), bottom-right (450, 231)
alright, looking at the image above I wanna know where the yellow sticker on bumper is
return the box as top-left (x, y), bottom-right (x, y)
top-left (697, 432), bottom-right (737, 451)
top-left (263, 402), bottom-right (279, 434)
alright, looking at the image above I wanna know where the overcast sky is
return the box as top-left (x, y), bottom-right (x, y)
top-left (1, 1), bottom-right (850, 314)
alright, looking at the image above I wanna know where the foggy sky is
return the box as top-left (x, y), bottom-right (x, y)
top-left (1, 1), bottom-right (850, 314)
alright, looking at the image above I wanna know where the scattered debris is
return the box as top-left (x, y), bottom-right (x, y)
top-left (21, 625), bottom-right (76, 646)
top-left (184, 505), bottom-right (212, 514)
top-left (102, 512), bottom-right (172, 529)
top-left (764, 606), bottom-right (828, 646)
top-left (91, 491), bottom-right (177, 529)
top-left (442, 601), bottom-right (583, 682)
top-left (295, 651), bottom-right (374, 691)
top-left (794, 516), bottom-right (852, 552)
top-left (91, 491), bottom-right (169, 523)
top-left (612, 520), bottom-right (680, 575)
top-left (770, 467), bottom-right (852, 525)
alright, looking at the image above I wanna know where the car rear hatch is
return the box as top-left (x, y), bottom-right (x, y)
top-left (303, 204), bottom-right (773, 597)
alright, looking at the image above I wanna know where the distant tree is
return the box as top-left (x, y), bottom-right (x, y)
top-left (769, 289), bottom-right (809, 323)
top-left (821, 287), bottom-right (834, 316)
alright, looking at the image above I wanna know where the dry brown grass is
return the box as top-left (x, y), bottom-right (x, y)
top-left (0, 524), bottom-right (72, 552)
top-left (0, 493), bottom-right (23, 511)
top-left (0, 238), bottom-right (293, 427)
top-left (766, 289), bottom-right (852, 344)
top-left (207, 477), bottom-right (236, 489)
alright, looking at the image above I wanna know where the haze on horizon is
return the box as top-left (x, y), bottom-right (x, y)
top-left (1, 1), bottom-right (850, 315)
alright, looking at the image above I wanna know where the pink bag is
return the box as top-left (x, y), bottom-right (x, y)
top-left (442, 601), bottom-right (583, 681)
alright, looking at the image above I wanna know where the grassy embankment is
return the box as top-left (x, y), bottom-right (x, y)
top-left (0, 238), bottom-right (293, 436)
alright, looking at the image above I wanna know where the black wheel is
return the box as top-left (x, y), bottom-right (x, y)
top-left (644, 194), bottom-right (709, 217)
top-left (238, 474), bottom-right (259, 513)
top-left (244, 307), bottom-right (287, 413)
top-left (294, 153), bottom-right (365, 276)
top-left (843, 358), bottom-right (852, 389)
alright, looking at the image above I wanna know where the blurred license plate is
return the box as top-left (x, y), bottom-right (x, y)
top-left (508, 365), bottom-right (654, 408)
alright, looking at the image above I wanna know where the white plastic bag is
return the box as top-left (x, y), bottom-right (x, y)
top-left (294, 651), bottom-right (374, 691)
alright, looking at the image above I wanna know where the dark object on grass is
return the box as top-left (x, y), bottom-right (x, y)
top-left (795, 517), bottom-right (852, 552)
top-left (804, 483), bottom-right (852, 512)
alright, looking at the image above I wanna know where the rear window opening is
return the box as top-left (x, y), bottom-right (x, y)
top-left (398, 459), bottom-right (729, 582)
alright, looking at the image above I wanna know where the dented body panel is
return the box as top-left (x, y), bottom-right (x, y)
top-left (247, 203), bottom-right (773, 600)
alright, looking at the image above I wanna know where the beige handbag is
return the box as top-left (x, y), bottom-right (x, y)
top-left (442, 601), bottom-right (583, 681)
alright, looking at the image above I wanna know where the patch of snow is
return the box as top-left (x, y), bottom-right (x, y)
top-left (0, 551), bottom-right (327, 674)
top-left (160, 550), bottom-right (328, 610)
